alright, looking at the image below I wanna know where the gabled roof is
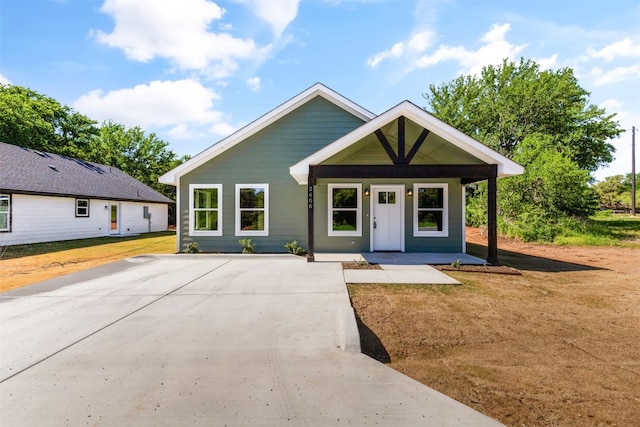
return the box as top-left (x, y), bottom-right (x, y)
top-left (0, 142), bottom-right (173, 204)
top-left (159, 83), bottom-right (376, 185)
top-left (289, 100), bottom-right (524, 184)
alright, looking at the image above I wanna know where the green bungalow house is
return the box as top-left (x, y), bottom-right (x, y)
top-left (159, 83), bottom-right (523, 263)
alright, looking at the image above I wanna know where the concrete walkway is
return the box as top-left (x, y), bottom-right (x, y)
top-left (315, 252), bottom-right (486, 285)
top-left (0, 255), bottom-right (502, 426)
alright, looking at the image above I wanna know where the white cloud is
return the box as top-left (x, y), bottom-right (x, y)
top-left (368, 23), bottom-right (526, 76)
top-left (243, 0), bottom-right (299, 38)
top-left (0, 73), bottom-right (10, 85)
top-left (591, 64), bottom-right (640, 86)
top-left (416, 23), bottom-right (526, 75)
top-left (246, 76), bottom-right (261, 91)
top-left (93, 0), bottom-right (269, 77)
top-left (367, 31), bottom-right (436, 68)
top-left (588, 38), bottom-right (640, 62)
top-left (537, 54), bottom-right (558, 70)
top-left (72, 79), bottom-right (234, 139)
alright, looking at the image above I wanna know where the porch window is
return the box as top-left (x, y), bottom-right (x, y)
top-left (328, 183), bottom-right (362, 236)
top-left (189, 184), bottom-right (222, 236)
top-left (0, 194), bottom-right (10, 232)
top-left (413, 183), bottom-right (448, 237)
top-left (236, 184), bottom-right (269, 236)
top-left (76, 199), bottom-right (90, 217)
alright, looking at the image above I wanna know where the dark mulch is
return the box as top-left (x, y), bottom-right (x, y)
top-left (342, 262), bottom-right (382, 270)
top-left (433, 264), bottom-right (521, 275)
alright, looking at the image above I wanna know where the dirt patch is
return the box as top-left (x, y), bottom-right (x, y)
top-left (342, 261), bottom-right (382, 270)
top-left (433, 264), bottom-right (521, 275)
top-left (349, 228), bottom-right (640, 427)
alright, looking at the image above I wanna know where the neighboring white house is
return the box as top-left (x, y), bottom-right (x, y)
top-left (0, 142), bottom-right (173, 246)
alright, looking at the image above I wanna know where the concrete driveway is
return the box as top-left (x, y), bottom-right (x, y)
top-left (1, 255), bottom-right (502, 426)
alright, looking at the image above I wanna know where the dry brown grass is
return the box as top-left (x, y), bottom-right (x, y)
top-left (0, 232), bottom-right (176, 292)
top-left (349, 230), bottom-right (640, 427)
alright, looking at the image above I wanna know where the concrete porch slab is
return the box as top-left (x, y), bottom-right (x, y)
top-left (343, 264), bottom-right (460, 285)
top-left (314, 252), bottom-right (486, 265)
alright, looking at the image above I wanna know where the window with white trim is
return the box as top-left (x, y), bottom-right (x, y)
top-left (413, 183), bottom-right (448, 237)
top-left (76, 198), bottom-right (89, 217)
top-left (0, 194), bottom-right (10, 232)
top-left (236, 184), bottom-right (269, 236)
top-left (328, 183), bottom-right (362, 236)
top-left (189, 184), bottom-right (222, 236)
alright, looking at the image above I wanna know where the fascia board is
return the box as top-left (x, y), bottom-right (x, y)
top-left (159, 83), bottom-right (376, 186)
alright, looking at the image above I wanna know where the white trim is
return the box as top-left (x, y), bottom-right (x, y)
top-left (235, 184), bottom-right (269, 236)
top-left (189, 184), bottom-right (222, 236)
top-left (413, 183), bottom-right (448, 237)
top-left (290, 100), bottom-right (524, 185)
top-left (176, 179), bottom-right (181, 253)
top-left (159, 84), bottom-right (375, 186)
top-left (0, 194), bottom-right (10, 232)
top-left (461, 185), bottom-right (466, 253)
top-left (370, 184), bottom-right (405, 252)
top-left (328, 183), bottom-right (362, 237)
top-left (75, 198), bottom-right (90, 217)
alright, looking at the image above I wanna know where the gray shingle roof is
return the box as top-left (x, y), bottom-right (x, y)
top-left (0, 142), bottom-right (173, 204)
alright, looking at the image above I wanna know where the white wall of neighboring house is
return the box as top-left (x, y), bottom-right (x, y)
top-left (0, 194), bottom-right (168, 246)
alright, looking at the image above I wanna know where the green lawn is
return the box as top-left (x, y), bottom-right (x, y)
top-left (554, 213), bottom-right (640, 246)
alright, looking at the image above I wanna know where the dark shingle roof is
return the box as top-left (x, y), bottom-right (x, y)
top-left (0, 142), bottom-right (173, 204)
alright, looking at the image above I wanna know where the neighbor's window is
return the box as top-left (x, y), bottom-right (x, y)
top-left (0, 194), bottom-right (10, 232)
top-left (189, 184), bottom-right (222, 236)
top-left (328, 183), bottom-right (362, 236)
top-left (235, 184), bottom-right (269, 236)
top-left (76, 198), bottom-right (90, 217)
top-left (413, 183), bottom-right (448, 237)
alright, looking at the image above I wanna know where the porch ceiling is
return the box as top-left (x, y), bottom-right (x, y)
top-left (319, 117), bottom-right (487, 167)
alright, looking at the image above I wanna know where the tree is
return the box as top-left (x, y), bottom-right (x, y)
top-left (425, 59), bottom-right (622, 172)
top-left (0, 84), bottom-right (98, 157)
top-left (425, 59), bottom-right (623, 241)
top-left (593, 174), bottom-right (640, 210)
top-left (89, 121), bottom-right (188, 198)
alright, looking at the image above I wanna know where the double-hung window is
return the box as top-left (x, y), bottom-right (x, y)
top-left (236, 184), bottom-right (269, 236)
top-left (414, 183), bottom-right (448, 237)
top-left (0, 194), bottom-right (10, 232)
top-left (190, 184), bottom-right (222, 236)
top-left (328, 183), bottom-right (362, 236)
top-left (76, 199), bottom-right (90, 217)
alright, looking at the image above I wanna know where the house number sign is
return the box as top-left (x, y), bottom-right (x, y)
top-left (308, 185), bottom-right (313, 209)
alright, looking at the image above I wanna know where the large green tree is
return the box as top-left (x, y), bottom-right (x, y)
top-left (0, 84), bottom-right (98, 157)
top-left (425, 59), bottom-right (623, 241)
top-left (425, 59), bottom-right (622, 172)
top-left (88, 121), bottom-right (187, 197)
top-left (0, 85), bottom-right (188, 213)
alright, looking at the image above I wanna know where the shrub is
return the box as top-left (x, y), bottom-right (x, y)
top-left (239, 239), bottom-right (255, 254)
top-left (185, 242), bottom-right (200, 254)
top-left (284, 240), bottom-right (306, 256)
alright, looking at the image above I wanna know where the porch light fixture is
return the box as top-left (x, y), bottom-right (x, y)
top-left (364, 188), bottom-right (370, 197)
top-left (407, 189), bottom-right (413, 197)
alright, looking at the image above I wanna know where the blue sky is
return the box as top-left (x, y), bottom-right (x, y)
top-left (1, 0), bottom-right (639, 181)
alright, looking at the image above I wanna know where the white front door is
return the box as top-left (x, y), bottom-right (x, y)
top-left (109, 204), bottom-right (120, 235)
top-left (371, 185), bottom-right (404, 251)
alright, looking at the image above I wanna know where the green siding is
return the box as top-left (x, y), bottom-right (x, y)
top-left (179, 96), bottom-right (366, 253)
